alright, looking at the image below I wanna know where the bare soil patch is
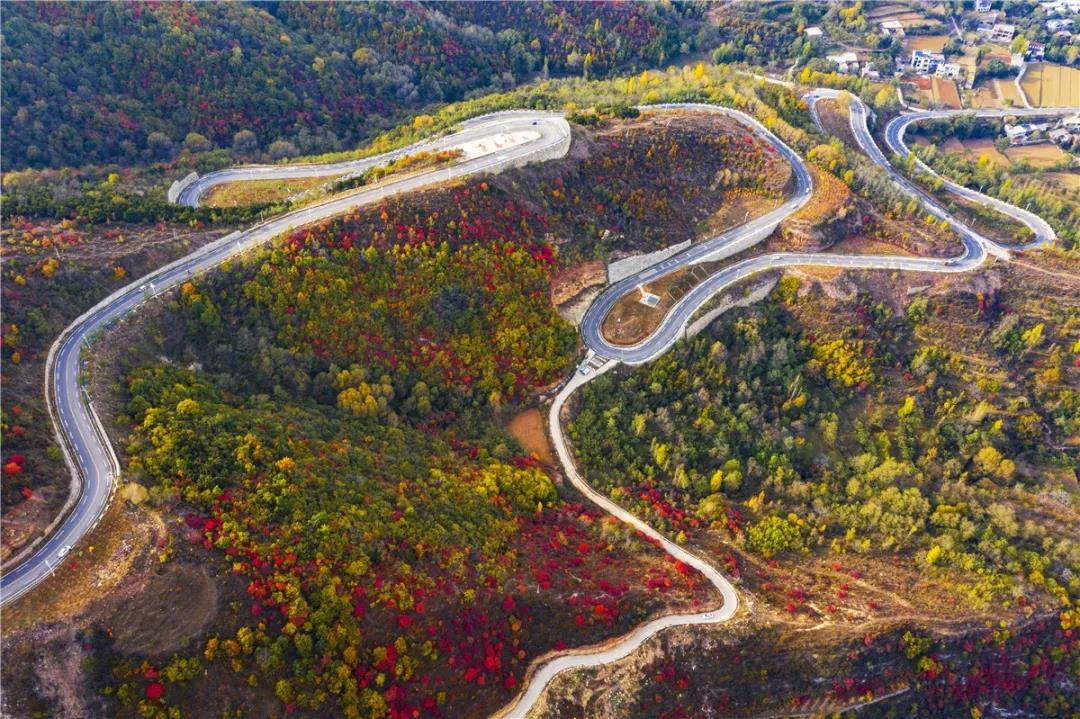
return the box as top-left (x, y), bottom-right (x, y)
top-left (602, 267), bottom-right (691, 346)
top-left (110, 563), bottom-right (218, 655)
top-left (507, 408), bottom-right (555, 466)
top-left (550, 260), bottom-right (606, 307)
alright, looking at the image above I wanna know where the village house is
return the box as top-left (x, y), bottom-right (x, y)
top-left (804, 26), bottom-right (823, 39)
top-left (1040, 0), bottom-right (1080, 15)
top-left (1048, 127), bottom-right (1071, 145)
top-left (935, 62), bottom-right (964, 81)
top-left (826, 52), bottom-right (860, 74)
top-left (1005, 122), bottom-right (1049, 146)
top-left (974, 0), bottom-right (992, 11)
top-left (1046, 18), bottom-right (1073, 33)
top-left (880, 19), bottom-right (906, 37)
top-left (910, 50), bottom-right (945, 75)
top-left (978, 22), bottom-right (1016, 43)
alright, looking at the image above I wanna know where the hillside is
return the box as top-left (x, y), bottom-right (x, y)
top-left (1, 1), bottom-right (707, 170)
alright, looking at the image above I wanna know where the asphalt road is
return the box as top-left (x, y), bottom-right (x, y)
top-left (884, 105), bottom-right (1079, 250)
top-left (176, 110), bottom-right (566, 207)
top-left (5, 90), bottom-right (1073, 718)
top-left (0, 112), bottom-right (571, 607)
top-left (498, 95), bottom-right (1076, 717)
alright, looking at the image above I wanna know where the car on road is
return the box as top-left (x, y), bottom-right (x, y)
top-left (57, 544), bottom-right (72, 558)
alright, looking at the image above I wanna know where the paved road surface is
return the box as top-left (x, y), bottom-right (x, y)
top-left (0, 112), bottom-right (570, 606)
top-left (4, 89), bottom-right (1073, 718)
top-left (497, 95), bottom-right (1074, 717)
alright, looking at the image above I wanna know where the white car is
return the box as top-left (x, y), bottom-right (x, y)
top-left (57, 544), bottom-right (72, 558)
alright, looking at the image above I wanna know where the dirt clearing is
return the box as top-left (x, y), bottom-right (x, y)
top-left (110, 563), bottom-right (218, 655)
top-left (507, 409), bottom-right (555, 466)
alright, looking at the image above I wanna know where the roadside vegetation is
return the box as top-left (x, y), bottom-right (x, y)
top-left (1, 2), bottom-right (711, 170)
top-left (569, 266), bottom-right (1080, 715)
top-left (908, 116), bottom-right (1079, 250)
top-left (2, 30), bottom-right (1079, 717)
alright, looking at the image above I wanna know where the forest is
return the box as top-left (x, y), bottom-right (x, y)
top-left (1, 1), bottom-right (710, 169)
top-left (569, 274), bottom-right (1080, 712)
top-left (59, 134), bottom-right (754, 715)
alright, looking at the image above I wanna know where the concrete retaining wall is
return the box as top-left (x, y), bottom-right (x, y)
top-left (167, 171), bottom-right (200, 204)
top-left (608, 240), bottom-right (691, 284)
top-left (684, 278), bottom-right (777, 339)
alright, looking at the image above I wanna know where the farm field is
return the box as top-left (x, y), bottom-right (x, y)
top-left (930, 77), bottom-right (962, 109)
top-left (1020, 63), bottom-right (1080, 107)
top-left (1044, 172), bottom-right (1080, 192)
top-left (905, 35), bottom-right (950, 53)
top-left (929, 136), bottom-right (1067, 169)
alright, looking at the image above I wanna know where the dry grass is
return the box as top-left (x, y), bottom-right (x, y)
top-left (202, 174), bottom-right (343, 207)
top-left (1007, 143), bottom-right (1069, 168)
top-left (1021, 63), bottom-right (1080, 107)
top-left (930, 77), bottom-right (962, 109)
top-left (993, 79), bottom-right (1025, 107)
top-left (905, 35), bottom-right (950, 53)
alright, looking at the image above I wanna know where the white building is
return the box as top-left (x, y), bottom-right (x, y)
top-left (1005, 122), bottom-right (1049, 146)
top-left (1040, 0), bottom-right (1080, 15)
top-left (974, 0), bottom-right (992, 11)
top-left (910, 50), bottom-right (945, 75)
top-left (827, 52), bottom-right (860, 74)
top-left (804, 26), bottom-right (823, 38)
top-left (935, 63), bottom-right (964, 81)
top-left (1047, 18), bottom-right (1074, 32)
top-left (990, 23), bottom-right (1016, 43)
top-left (880, 19), bottom-right (906, 37)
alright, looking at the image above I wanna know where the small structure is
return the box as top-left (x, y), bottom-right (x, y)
top-left (804, 26), bottom-right (823, 38)
top-left (637, 286), bottom-right (660, 307)
top-left (1005, 122), bottom-right (1049, 146)
top-left (1048, 127), bottom-right (1072, 145)
top-left (827, 52), bottom-right (860, 74)
top-left (1060, 114), bottom-right (1080, 132)
top-left (910, 50), bottom-right (945, 75)
top-left (1027, 42), bottom-right (1046, 61)
top-left (974, 0), bottom-right (993, 11)
top-left (990, 23), bottom-right (1016, 43)
top-left (935, 62), bottom-right (964, 81)
top-left (880, 19), bottom-right (906, 37)
top-left (1046, 18), bottom-right (1073, 32)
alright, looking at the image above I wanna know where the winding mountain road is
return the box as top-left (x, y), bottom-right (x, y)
top-left (0, 112), bottom-right (571, 606)
top-left (498, 94), bottom-right (1075, 717)
top-left (3, 86), bottom-right (1074, 719)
